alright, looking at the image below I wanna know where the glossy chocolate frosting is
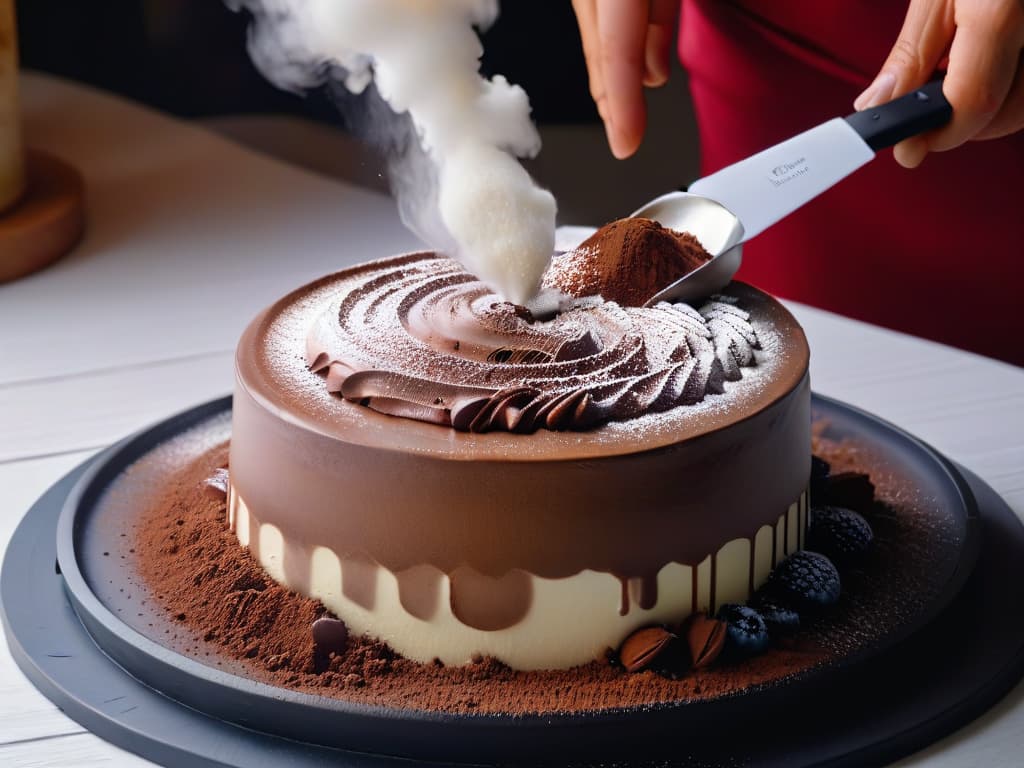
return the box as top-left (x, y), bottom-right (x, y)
top-left (305, 253), bottom-right (759, 433)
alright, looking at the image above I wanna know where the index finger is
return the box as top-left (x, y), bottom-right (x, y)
top-left (597, 2), bottom-right (650, 158)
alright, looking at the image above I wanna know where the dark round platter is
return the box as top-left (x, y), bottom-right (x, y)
top-left (3, 393), bottom-right (1024, 768)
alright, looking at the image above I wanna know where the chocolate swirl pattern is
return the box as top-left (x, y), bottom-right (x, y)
top-left (306, 254), bottom-right (762, 433)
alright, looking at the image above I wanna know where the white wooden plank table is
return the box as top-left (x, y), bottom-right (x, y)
top-left (2, 72), bottom-right (1023, 767)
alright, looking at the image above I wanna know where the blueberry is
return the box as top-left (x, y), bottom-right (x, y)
top-left (766, 551), bottom-right (841, 609)
top-left (808, 505), bottom-right (874, 564)
top-left (810, 455), bottom-right (831, 499)
top-left (716, 604), bottom-right (770, 658)
top-left (751, 596), bottom-right (800, 635)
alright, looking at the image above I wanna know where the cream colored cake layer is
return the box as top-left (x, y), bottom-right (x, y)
top-left (228, 489), bottom-right (808, 670)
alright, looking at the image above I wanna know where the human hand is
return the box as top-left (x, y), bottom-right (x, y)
top-left (571, 0), bottom-right (680, 159)
top-left (854, 0), bottom-right (1024, 168)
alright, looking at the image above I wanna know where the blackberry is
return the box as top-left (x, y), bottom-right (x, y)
top-left (751, 596), bottom-right (800, 635)
top-left (808, 505), bottom-right (874, 564)
top-left (716, 603), bottom-right (770, 658)
top-left (766, 551), bottom-right (841, 609)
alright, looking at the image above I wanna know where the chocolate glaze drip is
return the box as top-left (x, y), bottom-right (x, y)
top-left (631, 575), bottom-right (659, 612)
top-left (305, 255), bottom-right (762, 433)
top-left (396, 564), bottom-right (443, 622)
top-left (342, 559), bottom-right (377, 611)
top-left (237, 495), bottom-right (806, 632)
top-left (449, 567), bottom-right (533, 631)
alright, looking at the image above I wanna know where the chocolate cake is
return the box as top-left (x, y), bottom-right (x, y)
top-left (225, 218), bottom-right (812, 670)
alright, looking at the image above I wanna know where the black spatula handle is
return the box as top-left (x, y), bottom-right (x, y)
top-left (845, 79), bottom-right (952, 151)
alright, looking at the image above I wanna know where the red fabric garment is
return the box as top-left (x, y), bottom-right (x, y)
top-left (679, 0), bottom-right (1024, 366)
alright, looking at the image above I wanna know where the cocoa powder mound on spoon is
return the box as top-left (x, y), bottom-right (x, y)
top-left (543, 218), bottom-right (711, 307)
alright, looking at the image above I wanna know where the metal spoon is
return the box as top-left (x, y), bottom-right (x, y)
top-left (632, 192), bottom-right (744, 306)
top-left (634, 79), bottom-right (952, 307)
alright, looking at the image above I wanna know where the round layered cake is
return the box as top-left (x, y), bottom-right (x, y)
top-left (228, 246), bottom-right (810, 670)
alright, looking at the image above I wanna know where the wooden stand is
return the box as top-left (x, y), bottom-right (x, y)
top-left (0, 149), bottom-right (85, 283)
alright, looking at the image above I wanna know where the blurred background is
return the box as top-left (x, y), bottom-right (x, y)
top-left (16, 0), bottom-right (700, 226)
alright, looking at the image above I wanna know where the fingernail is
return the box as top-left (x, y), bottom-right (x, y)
top-left (643, 50), bottom-right (670, 87)
top-left (854, 72), bottom-right (896, 111)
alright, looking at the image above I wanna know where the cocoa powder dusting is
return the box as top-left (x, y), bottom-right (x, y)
top-left (543, 218), bottom-right (711, 306)
top-left (132, 428), bottom-right (949, 716)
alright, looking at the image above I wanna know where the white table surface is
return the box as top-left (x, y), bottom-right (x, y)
top-left (1, 72), bottom-right (1022, 768)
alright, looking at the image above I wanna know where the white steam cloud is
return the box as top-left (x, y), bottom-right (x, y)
top-left (229, 0), bottom-right (557, 305)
